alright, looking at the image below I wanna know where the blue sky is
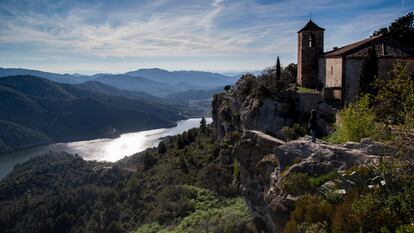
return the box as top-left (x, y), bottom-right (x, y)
top-left (0, 0), bottom-right (413, 74)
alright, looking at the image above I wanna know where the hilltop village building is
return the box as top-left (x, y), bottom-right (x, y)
top-left (297, 20), bottom-right (414, 102)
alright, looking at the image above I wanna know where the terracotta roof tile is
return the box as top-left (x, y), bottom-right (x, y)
top-left (324, 34), bottom-right (383, 57)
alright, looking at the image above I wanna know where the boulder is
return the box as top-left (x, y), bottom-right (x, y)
top-left (233, 131), bottom-right (394, 233)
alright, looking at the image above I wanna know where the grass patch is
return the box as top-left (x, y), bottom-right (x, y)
top-left (296, 86), bottom-right (316, 94)
top-left (309, 172), bottom-right (339, 187)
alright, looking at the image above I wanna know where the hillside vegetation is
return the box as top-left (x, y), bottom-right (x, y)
top-left (0, 124), bottom-right (261, 233)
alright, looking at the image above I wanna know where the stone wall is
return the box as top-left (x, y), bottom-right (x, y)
top-left (317, 58), bottom-right (326, 85)
top-left (344, 58), bottom-right (414, 103)
top-left (378, 58), bottom-right (414, 78)
top-left (344, 58), bottom-right (364, 102)
top-left (324, 57), bottom-right (343, 88)
top-left (296, 93), bottom-right (324, 115)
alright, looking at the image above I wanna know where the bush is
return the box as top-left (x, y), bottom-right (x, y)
top-left (134, 223), bottom-right (166, 233)
top-left (281, 124), bottom-right (307, 141)
top-left (309, 172), bottom-right (339, 187)
top-left (328, 95), bottom-right (388, 143)
top-left (284, 195), bottom-right (334, 233)
top-left (143, 153), bottom-right (157, 170)
top-left (282, 173), bottom-right (312, 195)
top-left (136, 186), bottom-right (258, 233)
top-left (374, 64), bottom-right (414, 125)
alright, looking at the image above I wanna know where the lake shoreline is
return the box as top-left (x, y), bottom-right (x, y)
top-left (0, 120), bottom-right (182, 157)
top-left (0, 118), bottom-right (212, 179)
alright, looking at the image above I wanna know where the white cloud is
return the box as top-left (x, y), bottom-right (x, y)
top-left (0, 0), bottom-right (410, 72)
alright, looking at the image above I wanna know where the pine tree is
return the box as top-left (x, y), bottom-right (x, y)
top-left (182, 131), bottom-right (189, 145)
top-left (177, 135), bottom-right (184, 149)
top-left (359, 46), bottom-right (378, 96)
top-left (188, 128), bottom-right (196, 142)
top-left (158, 141), bottom-right (167, 154)
top-left (200, 117), bottom-right (207, 134)
top-left (276, 56), bottom-right (281, 80)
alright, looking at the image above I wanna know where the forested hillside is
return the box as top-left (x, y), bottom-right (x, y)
top-left (0, 75), bottom-right (186, 153)
top-left (0, 124), bottom-right (261, 233)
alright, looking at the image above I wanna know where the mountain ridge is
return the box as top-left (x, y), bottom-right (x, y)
top-left (0, 75), bottom-right (186, 153)
top-left (0, 67), bottom-right (237, 97)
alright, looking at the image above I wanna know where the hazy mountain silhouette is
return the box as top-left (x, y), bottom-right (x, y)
top-left (165, 87), bottom-right (223, 104)
top-left (90, 74), bottom-right (177, 96)
top-left (0, 75), bottom-right (186, 153)
top-left (0, 67), bottom-right (237, 97)
top-left (125, 68), bottom-right (238, 90)
top-left (0, 68), bottom-right (91, 84)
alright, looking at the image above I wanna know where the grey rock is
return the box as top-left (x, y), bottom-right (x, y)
top-left (233, 130), bottom-right (395, 233)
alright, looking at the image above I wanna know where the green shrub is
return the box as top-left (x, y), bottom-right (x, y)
top-left (328, 95), bottom-right (388, 143)
top-left (281, 124), bottom-right (307, 141)
top-left (284, 195), bottom-right (334, 233)
top-left (309, 172), bottom-right (339, 187)
top-left (396, 224), bottom-right (414, 233)
top-left (134, 223), bottom-right (167, 233)
top-left (135, 186), bottom-right (258, 233)
top-left (282, 173), bottom-right (312, 195)
top-left (374, 63), bottom-right (414, 125)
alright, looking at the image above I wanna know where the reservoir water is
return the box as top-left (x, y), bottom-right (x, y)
top-left (0, 118), bottom-right (212, 179)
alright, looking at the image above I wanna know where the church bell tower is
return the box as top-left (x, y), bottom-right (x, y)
top-left (297, 20), bottom-right (324, 88)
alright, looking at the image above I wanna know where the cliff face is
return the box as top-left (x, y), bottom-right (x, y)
top-left (212, 76), bottom-right (394, 233)
top-left (212, 75), bottom-right (337, 140)
top-left (234, 131), bottom-right (392, 232)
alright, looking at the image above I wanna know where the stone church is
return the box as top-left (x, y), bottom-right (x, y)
top-left (297, 20), bottom-right (414, 102)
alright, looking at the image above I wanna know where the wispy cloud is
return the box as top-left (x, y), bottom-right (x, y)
top-left (0, 0), bottom-right (412, 73)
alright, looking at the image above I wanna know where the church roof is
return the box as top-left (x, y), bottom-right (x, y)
top-left (298, 20), bottom-right (325, 33)
top-left (324, 34), bottom-right (414, 58)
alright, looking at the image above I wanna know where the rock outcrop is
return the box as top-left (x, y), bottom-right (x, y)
top-left (212, 75), bottom-right (337, 140)
top-left (233, 130), bottom-right (392, 233)
top-left (211, 74), bottom-right (397, 232)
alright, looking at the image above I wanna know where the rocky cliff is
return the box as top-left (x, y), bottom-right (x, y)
top-left (212, 75), bottom-right (396, 232)
top-left (234, 131), bottom-right (393, 232)
top-left (212, 75), bottom-right (337, 140)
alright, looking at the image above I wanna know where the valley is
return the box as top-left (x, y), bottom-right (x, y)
top-left (0, 118), bottom-right (212, 179)
top-left (0, 68), bottom-right (234, 153)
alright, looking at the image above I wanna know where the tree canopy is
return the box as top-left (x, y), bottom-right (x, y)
top-left (374, 12), bottom-right (414, 47)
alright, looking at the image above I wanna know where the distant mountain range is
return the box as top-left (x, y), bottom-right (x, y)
top-left (0, 67), bottom-right (234, 152)
top-left (125, 68), bottom-right (238, 90)
top-left (90, 74), bottom-right (178, 96)
top-left (0, 75), bottom-right (189, 154)
top-left (0, 67), bottom-right (238, 96)
top-left (221, 71), bottom-right (262, 77)
top-left (0, 68), bottom-right (92, 84)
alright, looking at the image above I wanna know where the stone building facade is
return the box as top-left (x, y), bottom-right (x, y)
top-left (298, 20), bottom-right (414, 103)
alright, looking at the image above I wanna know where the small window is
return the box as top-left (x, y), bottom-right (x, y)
top-left (308, 33), bottom-right (316, 47)
top-left (330, 66), bottom-right (333, 75)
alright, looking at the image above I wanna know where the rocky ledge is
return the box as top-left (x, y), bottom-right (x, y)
top-left (233, 130), bottom-right (396, 233)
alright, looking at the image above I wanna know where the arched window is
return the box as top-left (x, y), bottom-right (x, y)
top-left (308, 33), bottom-right (316, 47)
